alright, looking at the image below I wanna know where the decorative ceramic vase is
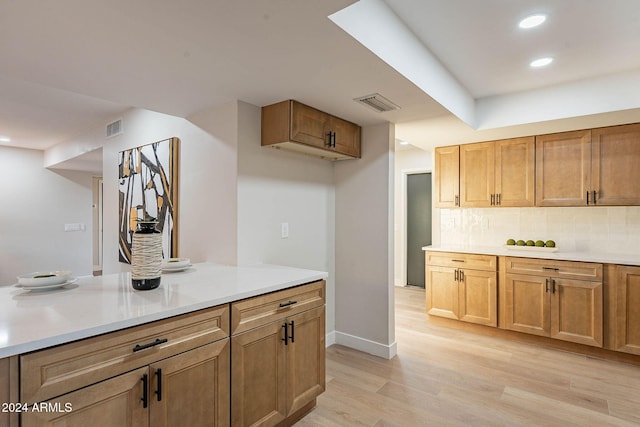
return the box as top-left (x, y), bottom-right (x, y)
top-left (131, 220), bottom-right (162, 290)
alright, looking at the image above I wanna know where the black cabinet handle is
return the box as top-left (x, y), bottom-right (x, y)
top-left (455, 195), bottom-right (459, 206)
top-left (542, 267), bottom-right (559, 271)
top-left (141, 374), bottom-right (148, 408)
top-left (155, 368), bottom-right (162, 401)
top-left (497, 193), bottom-right (501, 205)
top-left (459, 270), bottom-right (464, 282)
top-left (586, 191), bottom-right (590, 205)
top-left (451, 259), bottom-right (465, 263)
top-left (454, 269), bottom-right (459, 281)
top-left (133, 338), bottom-right (168, 352)
top-left (551, 279), bottom-right (556, 294)
top-left (289, 320), bottom-right (295, 343)
top-left (491, 194), bottom-right (495, 205)
top-left (326, 132), bottom-right (333, 147)
top-left (545, 278), bottom-right (549, 293)
top-left (282, 322), bottom-right (289, 345)
top-left (279, 300), bottom-right (297, 308)
top-left (592, 190), bottom-right (597, 205)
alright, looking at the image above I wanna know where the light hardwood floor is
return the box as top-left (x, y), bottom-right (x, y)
top-left (297, 286), bottom-right (640, 426)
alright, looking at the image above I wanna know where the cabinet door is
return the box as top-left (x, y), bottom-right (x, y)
top-left (535, 130), bottom-right (591, 206)
top-left (458, 269), bottom-right (497, 326)
top-left (550, 279), bottom-right (602, 347)
top-left (232, 322), bottom-right (287, 427)
top-left (290, 101), bottom-right (330, 149)
top-left (22, 367), bottom-right (148, 427)
top-left (149, 339), bottom-right (230, 427)
top-left (494, 137), bottom-right (535, 207)
top-left (434, 146), bottom-right (460, 208)
top-left (460, 142), bottom-right (494, 207)
top-left (614, 266), bottom-right (640, 355)
top-left (504, 274), bottom-right (550, 337)
top-left (328, 116), bottom-right (361, 158)
top-left (426, 266), bottom-right (459, 319)
top-left (286, 306), bottom-right (326, 415)
top-left (591, 123), bottom-right (640, 206)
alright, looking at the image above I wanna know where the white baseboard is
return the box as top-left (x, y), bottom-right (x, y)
top-left (325, 331), bottom-right (336, 347)
top-left (332, 331), bottom-right (397, 360)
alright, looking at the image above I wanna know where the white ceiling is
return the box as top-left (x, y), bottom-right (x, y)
top-left (1, 0), bottom-right (639, 162)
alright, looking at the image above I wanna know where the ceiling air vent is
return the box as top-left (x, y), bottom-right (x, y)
top-left (106, 119), bottom-right (123, 138)
top-left (354, 93), bottom-right (401, 113)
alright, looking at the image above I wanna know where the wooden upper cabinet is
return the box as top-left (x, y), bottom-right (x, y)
top-left (434, 145), bottom-right (460, 208)
top-left (494, 137), bottom-right (535, 207)
top-left (262, 100), bottom-right (361, 160)
top-left (439, 137), bottom-right (534, 208)
top-left (535, 130), bottom-right (591, 206)
top-left (591, 123), bottom-right (640, 206)
top-left (460, 142), bottom-right (494, 207)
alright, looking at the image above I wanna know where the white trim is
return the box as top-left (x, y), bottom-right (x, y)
top-left (325, 330), bottom-right (336, 347)
top-left (334, 331), bottom-right (398, 359)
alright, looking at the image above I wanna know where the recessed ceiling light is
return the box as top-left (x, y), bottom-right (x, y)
top-left (519, 14), bottom-right (547, 29)
top-left (0, 136), bottom-right (10, 143)
top-left (530, 57), bottom-right (553, 68)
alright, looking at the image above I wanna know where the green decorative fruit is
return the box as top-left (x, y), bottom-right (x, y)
top-left (545, 240), bottom-right (556, 248)
top-left (516, 240), bottom-right (526, 246)
top-left (506, 239), bottom-right (516, 245)
top-left (526, 240), bottom-right (535, 246)
top-left (535, 240), bottom-right (545, 247)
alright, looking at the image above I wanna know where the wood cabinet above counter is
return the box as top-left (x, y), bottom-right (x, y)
top-left (262, 99), bottom-right (361, 160)
top-left (434, 122), bottom-right (640, 208)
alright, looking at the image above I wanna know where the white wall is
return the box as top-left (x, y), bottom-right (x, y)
top-left (0, 146), bottom-right (93, 285)
top-left (334, 122), bottom-right (396, 359)
top-left (236, 101), bottom-right (336, 334)
top-left (393, 147), bottom-right (432, 286)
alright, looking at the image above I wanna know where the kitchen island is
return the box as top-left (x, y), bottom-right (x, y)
top-left (0, 262), bottom-right (328, 426)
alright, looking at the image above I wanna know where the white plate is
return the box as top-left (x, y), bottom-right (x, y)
top-left (503, 244), bottom-right (558, 253)
top-left (15, 278), bottom-right (78, 291)
top-left (162, 264), bottom-right (192, 273)
top-left (161, 258), bottom-right (191, 270)
top-left (17, 271), bottom-right (72, 286)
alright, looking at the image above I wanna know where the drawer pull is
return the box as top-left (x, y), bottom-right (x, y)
top-left (279, 300), bottom-right (298, 308)
top-left (141, 374), bottom-right (148, 408)
top-left (542, 267), bottom-right (559, 271)
top-left (133, 338), bottom-right (168, 353)
top-left (451, 259), bottom-right (465, 263)
top-left (155, 368), bottom-right (162, 402)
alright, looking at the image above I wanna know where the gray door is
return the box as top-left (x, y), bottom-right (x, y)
top-left (407, 173), bottom-right (432, 287)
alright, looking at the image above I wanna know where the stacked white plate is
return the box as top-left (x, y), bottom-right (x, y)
top-left (15, 271), bottom-right (77, 291)
top-left (161, 258), bottom-right (192, 272)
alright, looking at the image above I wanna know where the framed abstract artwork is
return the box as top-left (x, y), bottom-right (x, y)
top-left (118, 137), bottom-right (180, 264)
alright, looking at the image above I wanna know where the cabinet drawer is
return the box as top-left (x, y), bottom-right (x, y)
top-left (231, 280), bottom-right (325, 335)
top-left (21, 304), bottom-right (229, 403)
top-left (426, 252), bottom-right (496, 271)
top-left (505, 257), bottom-right (603, 281)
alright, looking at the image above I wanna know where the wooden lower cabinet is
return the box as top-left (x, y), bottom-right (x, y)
top-left (22, 367), bottom-right (149, 427)
top-left (425, 252), bottom-right (497, 327)
top-left (231, 281), bottom-right (326, 427)
top-left (614, 266), bottom-right (640, 355)
top-left (504, 272), bottom-right (603, 347)
top-left (21, 340), bottom-right (230, 427)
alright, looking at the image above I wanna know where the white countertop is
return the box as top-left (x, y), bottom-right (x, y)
top-left (423, 245), bottom-right (640, 266)
top-left (0, 263), bottom-right (328, 358)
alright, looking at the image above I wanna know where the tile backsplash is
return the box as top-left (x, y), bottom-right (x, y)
top-left (439, 206), bottom-right (640, 255)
